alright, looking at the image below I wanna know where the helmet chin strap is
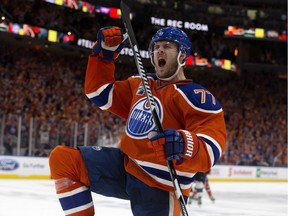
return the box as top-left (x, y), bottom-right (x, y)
top-left (154, 51), bottom-right (185, 81)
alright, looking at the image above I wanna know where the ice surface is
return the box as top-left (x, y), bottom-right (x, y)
top-left (0, 180), bottom-right (287, 216)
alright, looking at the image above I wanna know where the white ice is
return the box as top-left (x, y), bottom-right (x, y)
top-left (0, 180), bottom-right (287, 216)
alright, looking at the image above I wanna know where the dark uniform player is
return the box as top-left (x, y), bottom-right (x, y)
top-left (189, 171), bottom-right (215, 205)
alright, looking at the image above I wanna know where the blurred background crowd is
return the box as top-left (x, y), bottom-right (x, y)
top-left (0, 0), bottom-right (287, 167)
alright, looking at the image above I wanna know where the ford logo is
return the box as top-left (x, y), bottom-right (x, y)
top-left (0, 159), bottom-right (20, 171)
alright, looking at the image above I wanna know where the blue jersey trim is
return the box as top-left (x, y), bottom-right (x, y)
top-left (141, 165), bottom-right (194, 185)
top-left (90, 83), bottom-right (113, 107)
top-left (176, 83), bottom-right (222, 111)
top-left (200, 136), bottom-right (221, 165)
top-left (59, 189), bottom-right (92, 211)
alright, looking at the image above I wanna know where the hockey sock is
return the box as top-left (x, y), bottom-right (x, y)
top-left (56, 179), bottom-right (94, 216)
top-left (49, 146), bottom-right (94, 216)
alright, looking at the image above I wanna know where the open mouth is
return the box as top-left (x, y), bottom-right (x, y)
top-left (158, 59), bottom-right (166, 67)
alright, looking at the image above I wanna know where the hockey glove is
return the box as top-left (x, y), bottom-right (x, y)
top-left (148, 129), bottom-right (196, 163)
top-left (92, 26), bottom-right (127, 62)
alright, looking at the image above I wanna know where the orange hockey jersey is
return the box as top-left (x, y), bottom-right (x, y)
top-left (84, 55), bottom-right (226, 196)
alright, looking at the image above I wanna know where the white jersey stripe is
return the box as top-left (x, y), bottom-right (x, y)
top-left (86, 83), bottom-right (110, 98)
top-left (196, 133), bottom-right (222, 156)
top-left (64, 201), bottom-right (94, 215)
top-left (58, 186), bottom-right (88, 199)
top-left (146, 170), bottom-right (193, 190)
top-left (205, 143), bottom-right (215, 166)
top-left (132, 157), bottom-right (195, 189)
top-left (99, 85), bottom-right (114, 110)
top-left (134, 158), bottom-right (195, 178)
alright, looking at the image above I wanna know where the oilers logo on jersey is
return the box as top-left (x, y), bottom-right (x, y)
top-left (126, 97), bottom-right (163, 139)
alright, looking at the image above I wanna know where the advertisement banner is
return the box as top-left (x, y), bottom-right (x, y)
top-left (0, 156), bottom-right (50, 179)
top-left (209, 165), bottom-right (287, 182)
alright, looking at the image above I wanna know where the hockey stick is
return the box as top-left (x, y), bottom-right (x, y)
top-left (120, 1), bottom-right (189, 215)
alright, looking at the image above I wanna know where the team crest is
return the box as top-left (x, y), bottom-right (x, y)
top-left (126, 97), bottom-right (163, 139)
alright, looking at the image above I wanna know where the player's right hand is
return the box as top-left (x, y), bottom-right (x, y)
top-left (147, 129), bottom-right (185, 163)
top-left (92, 26), bottom-right (127, 62)
top-left (148, 129), bottom-right (198, 164)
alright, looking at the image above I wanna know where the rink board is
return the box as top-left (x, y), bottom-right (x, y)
top-left (0, 155), bottom-right (287, 182)
top-left (0, 155), bottom-right (50, 179)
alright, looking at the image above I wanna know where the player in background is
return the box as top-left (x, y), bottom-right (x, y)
top-left (204, 172), bottom-right (215, 202)
top-left (188, 171), bottom-right (215, 206)
top-left (49, 26), bottom-right (226, 216)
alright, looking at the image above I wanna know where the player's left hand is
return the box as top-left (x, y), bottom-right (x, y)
top-left (148, 129), bottom-right (185, 163)
top-left (92, 26), bottom-right (127, 62)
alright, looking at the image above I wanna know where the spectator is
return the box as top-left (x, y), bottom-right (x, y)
top-left (4, 138), bottom-right (13, 155)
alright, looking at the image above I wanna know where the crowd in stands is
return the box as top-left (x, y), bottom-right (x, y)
top-left (0, 41), bottom-right (287, 167)
top-left (0, 44), bottom-right (128, 154)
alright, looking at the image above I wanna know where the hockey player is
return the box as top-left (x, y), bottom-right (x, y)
top-left (205, 180), bottom-right (215, 202)
top-left (49, 26), bottom-right (227, 216)
top-left (188, 171), bottom-right (215, 206)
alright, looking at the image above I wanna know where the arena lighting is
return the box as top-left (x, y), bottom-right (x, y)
top-left (234, 48), bottom-right (238, 57)
top-left (225, 26), bottom-right (287, 41)
top-left (35, 45), bottom-right (41, 50)
top-left (44, 0), bottom-right (134, 19)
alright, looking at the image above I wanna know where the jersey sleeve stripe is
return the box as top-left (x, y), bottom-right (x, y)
top-left (88, 84), bottom-right (114, 110)
top-left (59, 186), bottom-right (92, 211)
top-left (197, 133), bottom-right (222, 165)
top-left (86, 83), bottom-right (110, 98)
